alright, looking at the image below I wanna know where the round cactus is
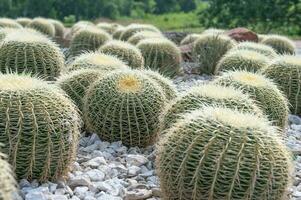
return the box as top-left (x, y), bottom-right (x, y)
top-left (83, 70), bottom-right (166, 147)
top-left (215, 50), bottom-right (269, 73)
top-left (112, 27), bottom-right (126, 40)
top-left (127, 31), bottom-right (163, 45)
top-left (143, 69), bottom-right (177, 101)
top-left (99, 40), bottom-right (144, 69)
top-left (0, 31), bottom-right (64, 80)
top-left (0, 18), bottom-right (22, 28)
top-left (160, 83), bottom-right (262, 131)
top-left (97, 22), bottom-right (121, 34)
top-left (231, 42), bottom-right (277, 58)
top-left (0, 74), bottom-right (81, 181)
top-left (202, 28), bottom-right (225, 34)
top-left (70, 21), bottom-right (94, 36)
top-left (57, 69), bottom-right (103, 111)
top-left (66, 52), bottom-right (129, 72)
top-left (16, 17), bottom-right (32, 27)
top-left (261, 35), bottom-right (296, 55)
top-left (120, 24), bottom-right (161, 41)
top-left (180, 34), bottom-right (202, 45)
top-left (157, 106), bottom-right (291, 200)
top-left (0, 151), bottom-right (16, 200)
top-left (263, 56), bottom-right (301, 115)
top-left (137, 38), bottom-right (182, 77)
top-left (192, 33), bottom-right (235, 75)
top-left (68, 26), bottom-right (111, 58)
top-left (27, 18), bottom-right (55, 37)
top-left (214, 71), bottom-right (289, 129)
top-left (49, 19), bottom-right (65, 38)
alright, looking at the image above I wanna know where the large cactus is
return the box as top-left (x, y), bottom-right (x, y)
top-left (137, 38), bottom-right (182, 77)
top-left (49, 19), bottom-right (65, 39)
top-left (263, 55), bottom-right (301, 115)
top-left (83, 70), bottom-right (166, 147)
top-left (27, 18), bottom-right (55, 37)
top-left (120, 24), bottom-right (161, 41)
top-left (70, 21), bottom-right (94, 36)
top-left (160, 83), bottom-right (262, 131)
top-left (261, 35), bottom-right (296, 55)
top-left (231, 42), bottom-right (277, 58)
top-left (16, 18), bottom-right (32, 27)
top-left (0, 150), bottom-right (16, 200)
top-left (0, 28), bottom-right (16, 41)
top-left (214, 71), bottom-right (289, 129)
top-left (157, 106), bottom-right (291, 200)
top-left (0, 74), bottom-right (81, 181)
top-left (112, 27), bottom-right (126, 40)
top-left (0, 18), bottom-right (22, 28)
top-left (0, 31), bottom-right (64, 80)
top-left (128, 31), bottom-right (163, 45)
top-left (180, 34), bottom-right (202, 45)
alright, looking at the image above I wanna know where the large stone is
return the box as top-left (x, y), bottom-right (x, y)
top-left (124, 189), bottom-right (152, 200)
top-left (126, 155), bottom-right (148, 167)
top-left (226, 27), bottom-right (258, 42)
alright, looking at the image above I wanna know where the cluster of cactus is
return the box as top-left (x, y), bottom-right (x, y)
top-left (70, 21), bottom-right (94, 36)
top-left (49, 19), bottom-right (65, 38)
top-left (232, 42), bottom-right (277, 58)
top-left (180, 34), bottom-right (202, 45)
top-left (27, 18), bottom-right (55, 37)
top-left (120, 24), bottom-right (161, 41)
top-left (215, 49), bottom-right (269, 73)
top-left (214, 71), bottom-right (289, 129)
top-left (156, 106), bottom-right (291, 200)
top-left (160, 83), bottom-right (262, 131)
top-left (68, 26), bottom-right (111, 58)
top-left (0, 18), bottom-right (22, 28)
top-left (83, 70), bottom-right (166, 147)
top-left (137, 38), bottom-right (182, 77)
top-left (263, 56), bottom-right (301, 114)
top-left (192, 33), bottom-right (236, 74)
top-left (261, 35), bottom-right (296, 55)
top-left (16, 17), bottom-right (32, 27)
top-left (127, 31), bottom-right (163, 45)
top-left (0, 74), bottom-right (81, 181)
top-left (0, 150), bottom-right (16, 200)
top-left (0, 30), bottom-right (64, 80)
top-left (112, 27), bottom-right (126, 39)
top-left (97, 22), bottom-right (122, 34)
top-left (99, 40), bottom-right (144, 69)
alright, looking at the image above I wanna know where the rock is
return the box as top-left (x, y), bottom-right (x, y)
top-left (151, 188), bottom-right (161, 197)
top-left (126, 155), bottom-right (148, 167)
top-left (125, 189), bottom-right (152, 200)
top-left (226, 27), bottom-right (258, 42)
top-left (97, 192), bottom-right (122, 200)
top-left (68, 176), bottom-right (92, 188)
top-left (128, 166), bottom-right (141, 177)
top-left (83, 157), bottom-right (107, 168)
top-left (74, 186), bottom-right (89, 199)
top-left (289, 114), bottom-right (301, 125)
top-left (19, 179), bottom-right (31, 188)
top-left (52, 195), bottom-right (68, 200)
top-left (85, 169), bottom-right (105, 182)
top-left (25, 192), bottom-right (48, 200)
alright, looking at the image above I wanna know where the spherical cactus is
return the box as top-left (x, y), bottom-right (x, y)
top-left (127, 31), bottom-right (163, 45)
top-left (68, 27), bottom-right (111, 58)
top-left (27, 18), bottom-right (55, 37)
top-left (49, 19), bottom-right (65, 38)
top-left (70, 21), bottom-right (94, 36)
top-left (263, 56), bottom-right (301, 115)
top-left (99, 40), bottom-right (144, 69)
top-left (202, 28), bottom-right (225, 34)
top-left (215, 50), bottom-right (269, 73)
top-left (214, 71), bottom-right (289, 129)
top-left (261, 35), bottom-right (296, 55)
top-left (0, 151), bottom-right (16, 200)
top-left (66, 52), bottom-right (129, 72)
top-left (120, 24), bottom-right (161, 41)
top-left (231, 42), bottom-right (277, 58)
top-left (192, 33), bottom-right (235, 74)
top-left (157, 106), bottom-right (291, 200)
top-left (160, 83), bottom-right (262, 131)
top-left (112, 27), bottom-right (126, 40)
top-left (57, 69), bottom-right (103, 111)
top-left (0, 18), bottom-right (22, 28)
top-left (0, 74), bottom-right (81, 181)
top-left (97, 22), bottom-right (121, 34)
top-left (180, 34), bottom-right (202, 45)
top-left (143, 69), bottom-right (177, 101)
top-left (0, 31), bottom-right (64, 80)
top-left (16, 17), bottom-right (32, 27)
top-left (137, 38), bottom-right (182, 77)
top-left (83, 70), bottom-right (166, 147)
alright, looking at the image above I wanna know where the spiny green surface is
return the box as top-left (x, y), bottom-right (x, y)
top-left (192, 33), bottom-right (235, 75)
top-left (0, 28), bottom-right (17, 41)
top-left (215, 50), bottom-right (269, 73)
top-left (112, 27), bottom-right (126, 40)
top-left (214, 71), bottom-right (289, 129)
top-left (120, 24), bottom-right (161, 41)
top-left (69, 27), bottom-right (111, 58)
top-left (137, 38), bottom-right (182, 78)
top-left (99, 40), bottom-right (144, 69)
top-left (97, 23), bottom-right (122, 34)
top-left (180, 34), bottom-right (202, 45)
top-left (160, 83), bottom-right (262, 131)
top-left (0, 31), bottom-right (64, 81)
top-left (70, 21), bottom-right (94, 36)
top-left (0, 18), bottom-right (22, 29)
top-left (49, 19), bottom-right (65, 38)
top-left (202, 28), bottom-right (225, 34)
top-left (0, 150), bottom-right (16, 200)
top-left (127, 31), bottom-right (163, 45)
top-left (27, 18), bottom-right (55, 37)
top-left (263, 56), bottom-right (301, 115)
top-left (157, 106), bottom-right (291, 200)
top-left (83, 70), bottom-right (166, 147)
top-left (16, 18), bottom-right (32, 27)
top-left (232, 42), bottom-right (277, 58)
top-left (0, 74), bottom-right (81, 181)
top-left (261, 35), bottom-right (296, 55)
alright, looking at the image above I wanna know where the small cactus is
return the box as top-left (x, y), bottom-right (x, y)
top-left (99, 40), bottom-right (144, 69)
top-left (49, 19), bottom-right (65, 38)
top-left (16, 17), bottom-right (32, 27)
top-left (180, 34), bottom-right (202, 45)
top-left (157, 106), bottom-right (291, 200)
top-left (231, 42), bottom-right (277, 58)
top-left (261, 35), bottom-right (296, 55)
top-left (0, 150), bottom-right (16, 200)
top-left (0, 31), bottom-right (64, 80)
top-left (120, 24), bottom-right (161, 41)
top-left (127, 31), bottom-right (163, 45)
top-left (263, 56), bottom-right (301, 115)
top-left (27, 18), bottom-right (55, 37)
top-left (0, 18), bottom-right (22, 28)
top-left (83, 69), bottom-right (166, 147)
top-left (215, 50), bottom-right (269, 73)
top-left (137, 38), bottom-right (182, 77)
top-left (192, 33), bottom-right (235, 74)
top-left (68, 26), bottom-right (111, 58)
top-left (0, 74), bottom-right (81, 181)
top-left (214, 70), bottom-right (289, 129)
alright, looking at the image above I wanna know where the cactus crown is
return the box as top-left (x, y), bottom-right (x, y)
top-left (0, 73), bottom-right (48, 90)
top-left (4, 31), bottom-right (49, 43)
top-left (117, 75), bottom-right (142, 93)
top-left (230, 71), bottom-right (271, 87)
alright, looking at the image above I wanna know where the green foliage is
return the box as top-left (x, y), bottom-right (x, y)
top-left (231, 42), bottom-right (277, 58)
top-left (83, 70), bottom-right (166, 147)
top-left (263, 56), bottom-right (301, 115)
top-left (0, 74), bottom-right (81, 181)
top-left (0, 151), bottom-right (16, 200)
top-left (214, 71), bottom-right (289, 129)
top-left (157, 106), bottom-right (291, 200)
top-left (261, 35), bottom-right (296, 55)
top-left (27, 18), bottom-right (55, 37)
